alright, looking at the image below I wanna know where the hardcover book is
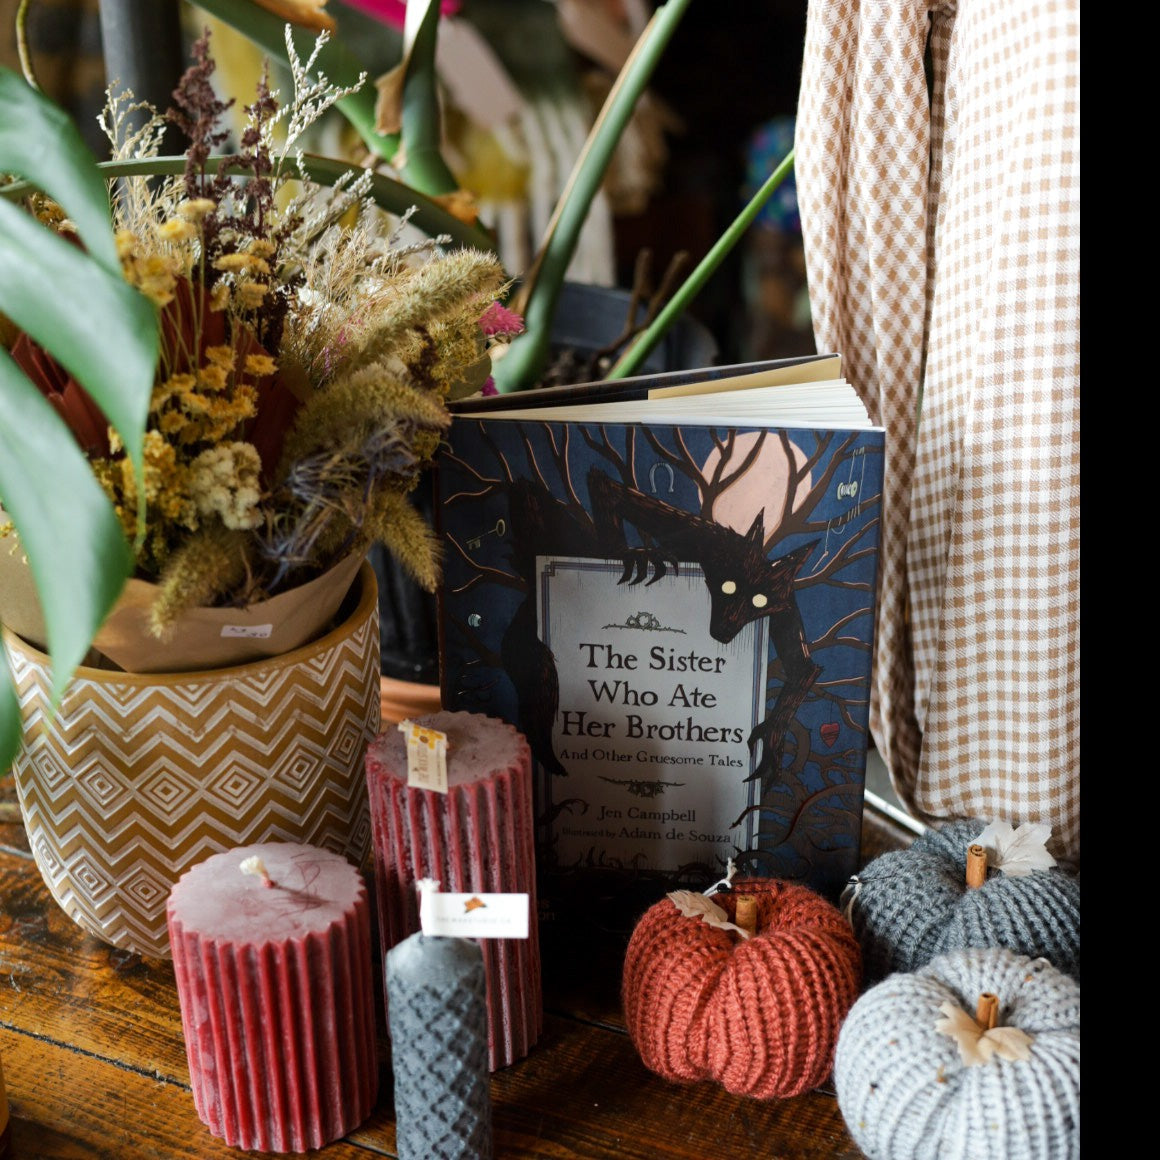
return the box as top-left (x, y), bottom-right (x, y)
top-left (434, 354), bottom-right (884, 925)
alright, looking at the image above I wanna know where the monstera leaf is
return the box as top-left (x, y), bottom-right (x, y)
top-left (0, 68), bottom-right (158, 773)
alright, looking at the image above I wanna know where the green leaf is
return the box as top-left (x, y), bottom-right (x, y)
top-left (0, 67), bottom-right (156, 773)
top-left (491, 0), bottom-right (694, 393)
top-left (0, 351), bottom-right (136, 772)
top-left (0, 69), bottom-right (120, 274)
top-left (0, 66), bottom-right (157, 517)
top-left (0, 196), bottom-right (156, 459)
top-left (397, 0), bottom-right (459, 195)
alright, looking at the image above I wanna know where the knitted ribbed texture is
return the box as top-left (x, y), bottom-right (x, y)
top-left (844, 820), bottom-right (1080, 985)
top-left (622, 878), bottom-right (862, 1099)
top-left (834, 946), bottom-right (1080, 1160)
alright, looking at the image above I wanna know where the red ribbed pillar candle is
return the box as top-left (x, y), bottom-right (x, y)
top-left (166, 843), bottom-right (378, 1152)
top-left (365, 710), bottom-right (542, 1071)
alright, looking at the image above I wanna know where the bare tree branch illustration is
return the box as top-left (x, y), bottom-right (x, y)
top-left (446, 533), bottom-right (522, 593)
top-left (799, 516), bottom-right (881, 587)
top-left (766, 432), bottom-right (868, 550)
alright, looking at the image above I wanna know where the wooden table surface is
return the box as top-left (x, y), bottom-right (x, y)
top-left (0, 773), bottom-right (908, 1160)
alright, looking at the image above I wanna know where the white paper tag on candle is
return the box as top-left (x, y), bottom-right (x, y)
top-left (399, 720), bottom-right (449, 793)
top-left (419, 891), bottom-right (530, 939)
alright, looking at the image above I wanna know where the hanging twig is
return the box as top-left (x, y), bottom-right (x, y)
top-left (586, 249), bottom-right (690, 378)
top-left (16, 0), bottom-right (40, 90)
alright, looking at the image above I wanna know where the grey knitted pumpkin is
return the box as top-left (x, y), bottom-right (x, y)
top-left (834, 946), bottom-right (1080, 1160)
top-left (842, 819), bottom-right (1079, 985)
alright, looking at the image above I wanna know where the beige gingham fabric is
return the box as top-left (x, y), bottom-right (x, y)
top-left (796, 0), bottom-right (1080, 862)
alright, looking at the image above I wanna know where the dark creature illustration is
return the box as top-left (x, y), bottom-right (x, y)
top-left (588, 467), bottom-right (821, 795)
top-left (494, 466), bottom-right (819, 795)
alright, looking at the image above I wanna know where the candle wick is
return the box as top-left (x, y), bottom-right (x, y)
top-left (240, 855), bottom-right (275, 889)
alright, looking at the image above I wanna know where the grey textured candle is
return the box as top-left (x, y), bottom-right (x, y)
top-left (386, 932), bottom-right (494, 1160)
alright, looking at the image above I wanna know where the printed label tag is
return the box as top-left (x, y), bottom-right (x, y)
top-left (220, 624), bottom-right (274, 639)
top-left (399, 720), bottom-right (449, 794)
top-left (419, 891), bottom-right (530, 939)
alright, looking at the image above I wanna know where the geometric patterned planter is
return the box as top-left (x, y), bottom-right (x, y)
top-left (3, 563), bottom-right (380, 959)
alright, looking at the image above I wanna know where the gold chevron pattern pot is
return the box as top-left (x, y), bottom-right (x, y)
top-left (4, 562), bottom-right (381, 958)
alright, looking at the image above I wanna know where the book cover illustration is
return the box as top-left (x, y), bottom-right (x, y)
top-left (436, 416), bottom-right (883, 906)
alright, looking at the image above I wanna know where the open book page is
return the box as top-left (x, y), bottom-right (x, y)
top-left (647, 353), bottom-right (842, 397)
top-left (454, 378), bottom-right (872, 429)
top-left (449, 352), bottom-right (844, 415)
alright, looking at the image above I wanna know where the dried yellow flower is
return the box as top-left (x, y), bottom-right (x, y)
top-left (244, 354), bottom-right (278, 377)
top-left (236, 282), bottom-right (269, 309)
top-left (213, 253), bottom-right (255, 273)
top-left (177, 198), bottom-right (216, 220)
top-left (205, 345), bottom-right (236, 371)
top-left (190, 443), bottom-right (264, 531)
top-left (198, 363), bottom-right (229, 392)
top-left (159, 218), bottom-right (198, 242)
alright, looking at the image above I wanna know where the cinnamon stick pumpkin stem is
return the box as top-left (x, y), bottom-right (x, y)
top-left (965, 844), bottom-right (988, 889)
top-left (975, 992), bottom-right (999, 1031)
top-left (734, 895), bottom-right (758, 937)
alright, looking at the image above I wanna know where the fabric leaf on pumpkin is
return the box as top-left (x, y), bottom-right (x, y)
top-left (934, 1000), bottom-right (1034, 1067)
top-left (667, 890), bottom-right (751, 939)
top-left (971, 821), bottom-right (1057, 877)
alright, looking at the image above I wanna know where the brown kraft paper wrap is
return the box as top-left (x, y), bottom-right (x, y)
top-left (0, 515), bottom-right (362, 673)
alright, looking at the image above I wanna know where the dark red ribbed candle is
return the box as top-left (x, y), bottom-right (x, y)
top-left (365, 710), bottom-right (542, 1071)
top-left (166, 842), bottom-right (378, 1152)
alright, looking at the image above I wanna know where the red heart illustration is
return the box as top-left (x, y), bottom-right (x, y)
top-left (820, 722), bottom-right (840, 747)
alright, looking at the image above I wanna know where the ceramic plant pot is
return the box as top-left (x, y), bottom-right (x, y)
top-left (4, 563), bottom-right (381, 958)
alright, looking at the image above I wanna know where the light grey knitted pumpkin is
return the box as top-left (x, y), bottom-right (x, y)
top-left (834, 946), bottom-right (1080, 1160)
top-left (842, 819), bottom-right (1080, 985)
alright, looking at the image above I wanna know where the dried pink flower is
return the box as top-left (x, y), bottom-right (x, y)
top-left (478, 301), bottom-right (525, 339)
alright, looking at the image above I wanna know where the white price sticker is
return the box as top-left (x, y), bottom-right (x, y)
top-left (399, 720), bottom-right (449, 794)
top-left (220, 624), bottom-right (274, 639)
top-left (419, 891), bottom-right (530, 939)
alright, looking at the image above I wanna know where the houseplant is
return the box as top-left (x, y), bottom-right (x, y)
top-left (192, 0), bottom-right (789, 389)
top-left (186, 0), bottom-right (794, 684)
top-left (0, 25), bottom-right (516, 954)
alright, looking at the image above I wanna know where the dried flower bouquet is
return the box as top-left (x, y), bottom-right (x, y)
top-left (3, 26), bottom-right (517, 648)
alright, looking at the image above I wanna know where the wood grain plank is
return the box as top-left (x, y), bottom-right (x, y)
top-left (483, 1014), bottom-right (863, 1160)
top-left (1, 834), bottom-right (871, 1159)
top-left (0, 1026), bottom-right (388, 1160)
top-left (0, 850), bottom-right (191, 1083)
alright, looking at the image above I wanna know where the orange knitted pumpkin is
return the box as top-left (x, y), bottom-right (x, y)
top-left (622, 878), bottom-right (862, 1099)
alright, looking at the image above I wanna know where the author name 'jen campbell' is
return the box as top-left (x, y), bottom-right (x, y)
top-left (597, 805), bottom-right (696, 823)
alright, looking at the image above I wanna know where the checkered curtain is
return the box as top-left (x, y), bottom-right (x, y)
top-left (796, 0), bottom-right (1080, 862)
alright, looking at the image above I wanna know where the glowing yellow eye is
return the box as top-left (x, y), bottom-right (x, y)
top-left (752, 593), bottom-right (768, 608)
top-left (721, 581), bottom-right (737, 594)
